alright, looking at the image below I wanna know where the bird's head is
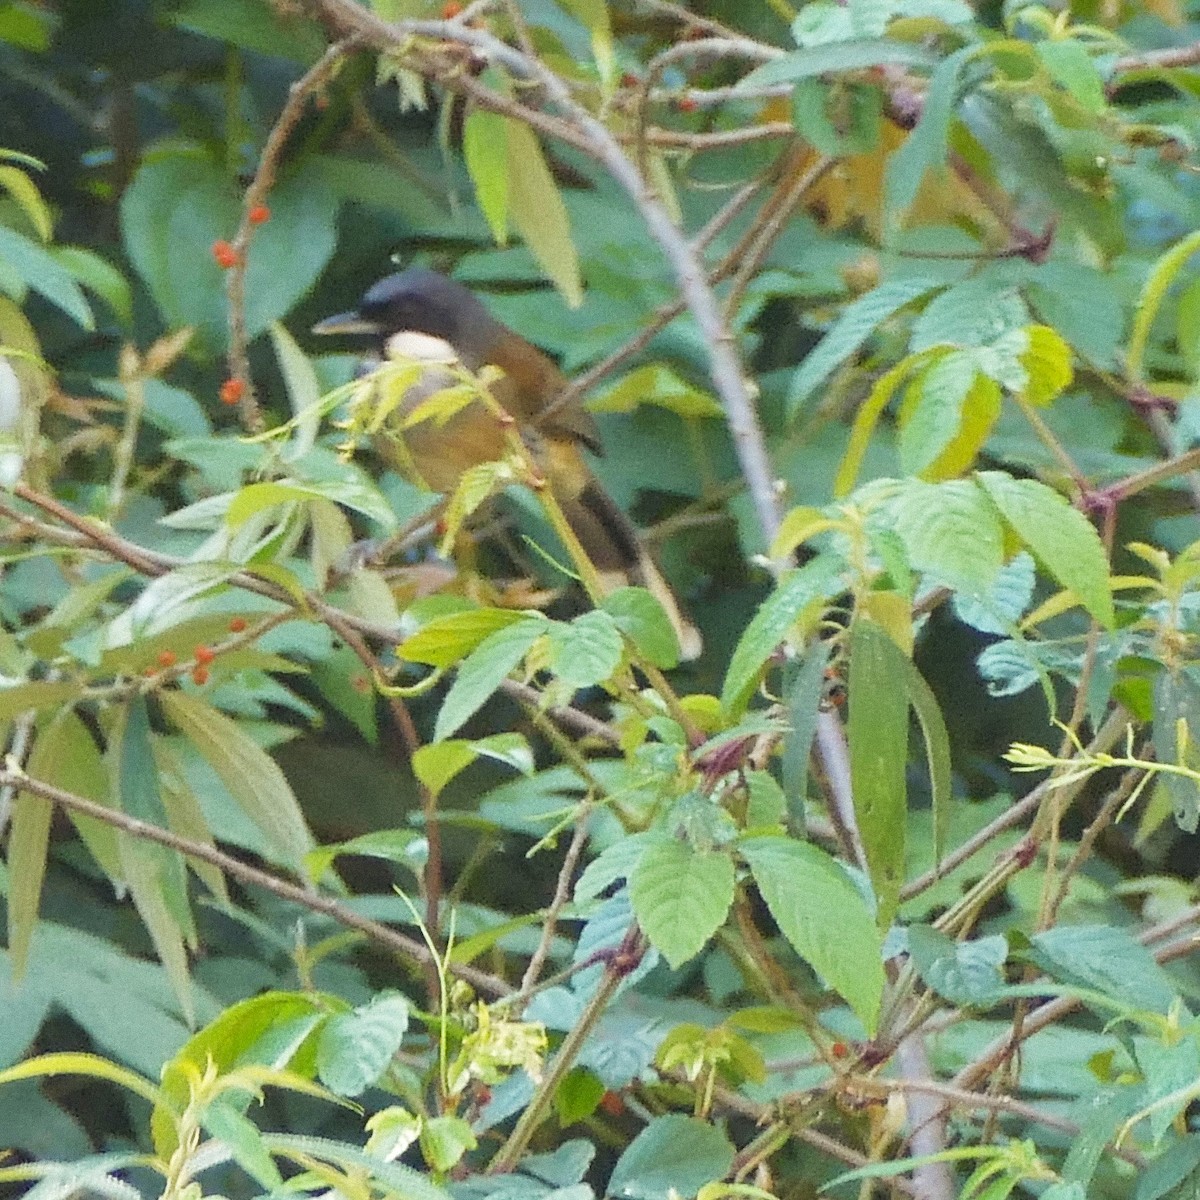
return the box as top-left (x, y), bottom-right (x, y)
top-left (312, 268), bottom-right (499, 365)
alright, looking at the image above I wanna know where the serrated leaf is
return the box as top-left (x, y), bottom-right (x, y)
top-left (977, 472), bottom-right (1114, 628)
top-left (892, 479), bottom-right (1004, 593)
top-left (421, 1115), bottom-right (477, 1173)
top-left (159, 689), bottom-right (314, 870)
top-left (602, 587), bottom-right (680, 669)
top-left (898, 350), bottom-right (979, 475)
top-left (608, 1113), bottom-right (735, 1200)
top-left (629, 840), bottom-right (735, 969)
top-left (907, 925), bottom-right (1006, 1005)
top-left (885, 47), bottom-right (972, 219)
top-left (739, 836), bottom-right (884, 1033)
top-left (788, 277), bottom-right (942, 414)
top-left (721, 554), bottom-right (843, 717)
top-left (434, 617), bottom-right (547, 741)
top-left (847, 617), bottom-right (908, 927)
top-left (316, 992), bottom-right (410, 1097)
top-left (1027, 925), bottom-right (1177, 1014)
top-left (547, 610), bottom-right (624, 688)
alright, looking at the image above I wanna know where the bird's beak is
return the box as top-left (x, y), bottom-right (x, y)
top-left (311, 312), bottom-right (382, 336)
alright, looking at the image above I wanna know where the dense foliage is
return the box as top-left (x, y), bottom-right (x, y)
top-left (4, 0), bottom-right (1200, 1198)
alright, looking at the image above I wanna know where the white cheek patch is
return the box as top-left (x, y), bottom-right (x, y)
top-left (385, 331), bottom-right (460, 364)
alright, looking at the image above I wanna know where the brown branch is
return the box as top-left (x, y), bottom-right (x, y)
top-left (225, 37), bottom-right (360, 433)
top-left (0, 766), bottom-right (511, 998)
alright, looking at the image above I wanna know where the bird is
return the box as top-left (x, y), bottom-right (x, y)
top-left (312, 268), bottom-right (702, 661)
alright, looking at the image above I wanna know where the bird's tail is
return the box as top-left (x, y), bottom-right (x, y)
top-left (558, 481), bottom-right (703, 662)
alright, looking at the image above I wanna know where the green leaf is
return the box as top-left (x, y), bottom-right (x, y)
top-left (1128, 229), bottom-right (1200, 382)
top-left (1133, 1135), bottom-right (1200, 1200)
top-left (907, 925), bottom-right (1006, 1005)
top-left (739, 38), bottom-right (936, 87)
top-left (739, 836), bottom-right (885, 1033)
top-left (0, 225), bottom-right (93, 328)
top-left (892, 479), bottom-right (1004, 594)
top-left (159, 689), bottom-right (315, 871)
top-left (153, 991), bottom-right (327, 1157)
top-left (463, 106), bottom-right (510, 244)
top-left (261, 1134), bottom-right (453, 1200)
top-left (504, 117), bottom-right (582, 308)
top-left (602, 587), bottom-right (681, 669)
top-left (629, 840), bottom-right (735, 969)
top-left (1027, 261), bottom-right (1122, 371)
top-left (1017, 324), bottom-right (1073, 406)
top-left (420, 1115), bottom-right (477, 1173)
top-left (897, 350), bottom-right (976, 474)
top-left (885, 47), bottom-right (972, 219)
top-left (201, 1100), bottom-right (285, 1191)
top-left (316, 992), bottom-right (410, 1097)
top-left (554, 1067), bottom-right (606, 1126)
top-left (121, 152), bottom-right (336, 352)
top-left (434, 616), bottom-right (547, 741)
top-left (847, 618), bottom-right (909, 927)
top-left (589, 364), bottom-right (724, 420)
top-left (1026, 925), bottom-right (1177, 1015)
top-left (113, 698), bottom-right (193, 939)
top-left (1036, 39), bottom-right (1105, 114)
top-left (7, 722), bottom-right (58, 977)
top-left (167, 0), bottom-right (325, 61)
top-left (270, 322), bottom-right (322, 461)
top-left (607, 1113), bottom-right (735, 1200)
top-left (413, 733), bottom-right (533, 797)
top-left (52, 246), bottom-right (134, 327)
top-left (721, 553), bottom-right (843, 717)
top-left (226, 477), bottom-right (396, 532)
top-left (399, 608), bottom-right (531, 668)
top-left (782, 642), bottom-right (829, 834)
top-left (788, 277), bottom-right (942, 414)
top-left (547, 610), bottom-right (624, 689)
top-left (0, 164), bottom-right (52, 240)
top-left (977, 472), bottom-right (1114, 628)
top-left (903, 660), bottom-right (952, 864)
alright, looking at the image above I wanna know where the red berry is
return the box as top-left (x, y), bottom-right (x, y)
top-left (247, 204), bottom-right (270, 225)
top-left (442, 0), bottom-right (463, 15)
top-left (191, 665), bottom-right (210, 686)
top-left (831, 1041), bottom-right (849, 1059)
top-left (228, 616), bottom-right (248, 633)
top-left (157, 650), bottom-right (177, 668)
top-left (621, 72), bottom-right (640, 88)
top-left (211, 240), bottom-right (239, 269)
top-left (219, 378), bottom-right (245, 406)
top-left (599, 1091), bottom-right (625, 1117)
top-left (194, 645), bottom-right (216, 666)
top-left (677, 96), bottom-right (699, 113)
